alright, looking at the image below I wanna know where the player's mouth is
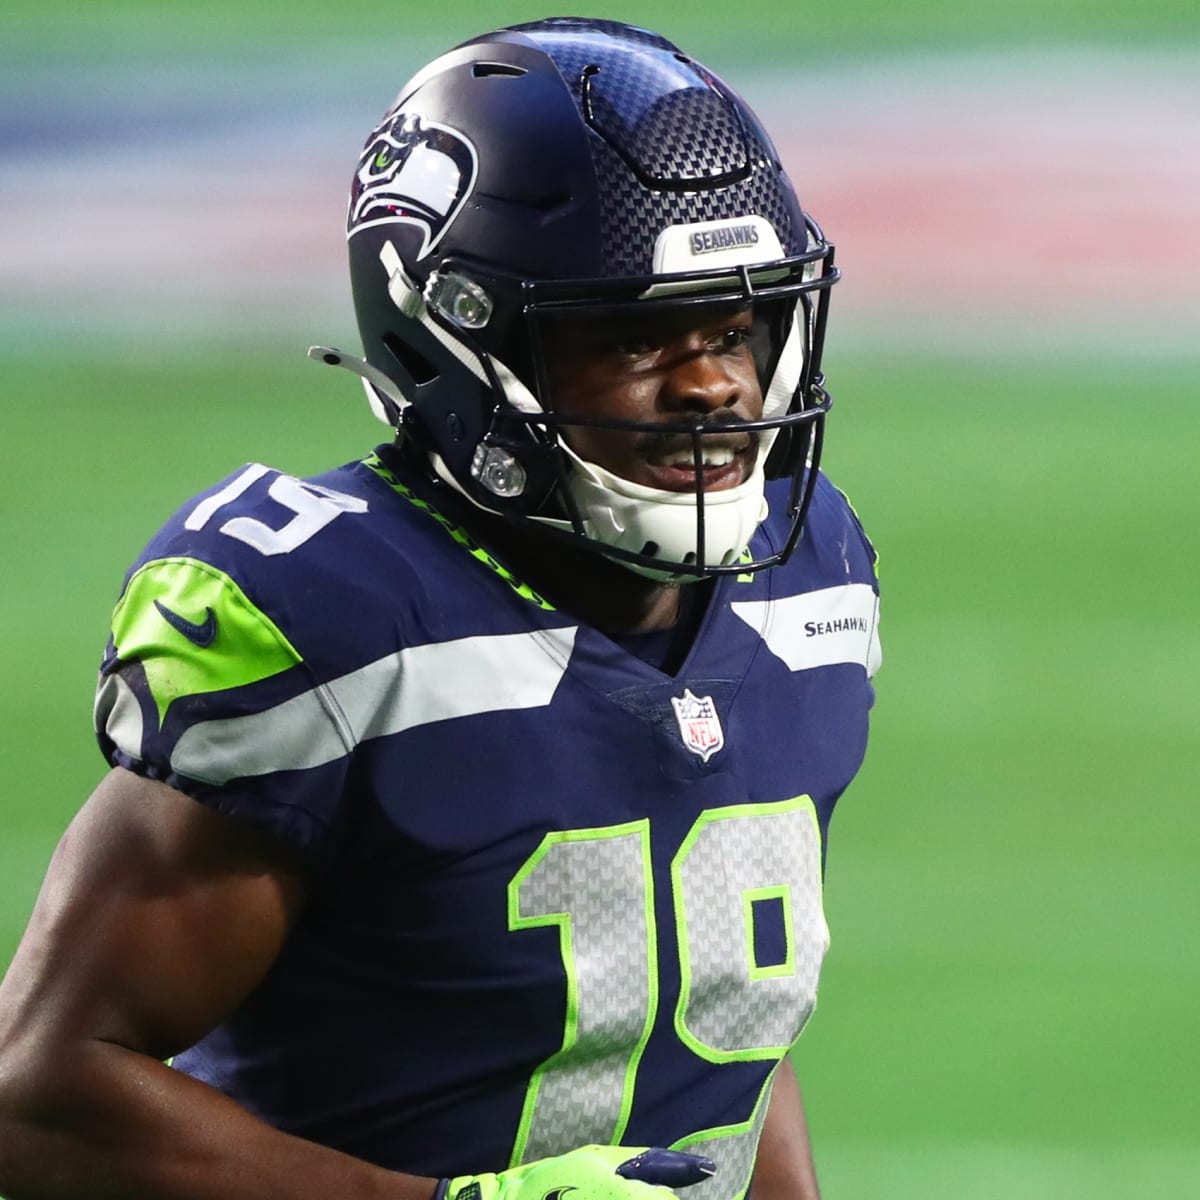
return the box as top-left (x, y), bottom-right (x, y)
top-left (642, 434), bottom-right (757, 492)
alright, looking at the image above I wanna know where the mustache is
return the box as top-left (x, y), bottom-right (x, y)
top-left (633, 411), bottom-right (758, 458)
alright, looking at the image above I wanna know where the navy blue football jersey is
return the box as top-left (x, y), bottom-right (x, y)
top-left (95, 447), bottom-right (880, 1200)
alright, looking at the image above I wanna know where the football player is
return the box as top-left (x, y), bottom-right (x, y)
top-left (0, 18), bottom-right (880, 1200)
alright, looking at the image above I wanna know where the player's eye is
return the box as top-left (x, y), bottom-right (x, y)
top-left (710, 327), bottom-right (751, 353)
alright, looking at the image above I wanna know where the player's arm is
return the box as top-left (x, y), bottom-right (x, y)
top-left (0, 769), bottom-right (711, 1200)
top-left (0, 766), bottom-right (439, 1200)
top-left (749, 1056), bottom-right (821, 1200)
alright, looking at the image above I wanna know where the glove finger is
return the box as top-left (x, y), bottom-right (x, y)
top-left (615, 1149), bottom-right (716, 1188)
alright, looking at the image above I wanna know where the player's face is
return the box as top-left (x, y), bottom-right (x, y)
top-left (541, 304), bottom-right (765, 493)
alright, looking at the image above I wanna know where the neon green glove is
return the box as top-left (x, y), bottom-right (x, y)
top-left (438, 1145), bottom-right (716, 1200)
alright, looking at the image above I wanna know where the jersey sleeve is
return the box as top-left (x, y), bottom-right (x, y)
top-left (829, 476), bottom-right (882, 681)
top-left (93, 467), bottom-right (363, 860)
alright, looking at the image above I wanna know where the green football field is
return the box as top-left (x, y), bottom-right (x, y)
top-left (3, 349), bottom-right (1195, 1196)
top-left (7, 0), bottom-right (1199, 56)
top-left (2, 1), bottom-right (1197, 1196)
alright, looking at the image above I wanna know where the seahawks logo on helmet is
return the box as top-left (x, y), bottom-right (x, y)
top-left (347, 110), bottom-right (478, 259)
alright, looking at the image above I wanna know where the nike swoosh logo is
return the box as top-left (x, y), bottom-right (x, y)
top-left (542, 1189), bottom-right (576, 1200)
top-left (154, 600), bottom-right (218, 648)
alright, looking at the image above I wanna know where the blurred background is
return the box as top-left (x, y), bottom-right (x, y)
top-left (2, 2), bottom-right (1197, 1196)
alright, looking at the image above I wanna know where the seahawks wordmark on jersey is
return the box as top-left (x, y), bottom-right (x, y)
top-left (95, 445), bottom-right (880, 1197)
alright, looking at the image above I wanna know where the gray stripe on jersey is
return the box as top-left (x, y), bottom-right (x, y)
top-left (731, 583), bottom-right (881, 676)
top-left (94, 671), bottom-right (145, 760)
top-left (170, 626), bottom-right (578, 784)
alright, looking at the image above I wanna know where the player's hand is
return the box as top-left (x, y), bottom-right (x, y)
top-left (438, 1145), bottom-right (717, 1200)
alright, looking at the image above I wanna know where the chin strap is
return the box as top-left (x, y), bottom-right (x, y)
top-left (306, 344), bottom-right (409, 426)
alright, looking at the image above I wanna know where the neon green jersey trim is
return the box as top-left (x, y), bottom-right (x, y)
top-left (362, 452), bottom-right (555, 610)
top-left (671, 797), bottom-right (818, 1064)
top-left (506, 820), bottom-right (657, 1165)
top-left (111, 556), bottom-right (302, 723)
top-left (832, 482), bottom-right (881, 577)
top-left (743, 885), bottom-right (796, 981)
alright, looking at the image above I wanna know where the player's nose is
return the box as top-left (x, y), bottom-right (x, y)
top-left (660, 341), bottom-right (743, 414)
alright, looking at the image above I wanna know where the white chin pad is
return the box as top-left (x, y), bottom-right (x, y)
top-left (558, 444), bottom-right (769, 578)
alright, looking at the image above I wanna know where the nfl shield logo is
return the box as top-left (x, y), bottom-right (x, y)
top-left (671, 689), bottom-right (725, 762)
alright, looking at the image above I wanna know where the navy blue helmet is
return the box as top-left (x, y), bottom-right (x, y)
top-left (329, 17), bottom-right (838, 579)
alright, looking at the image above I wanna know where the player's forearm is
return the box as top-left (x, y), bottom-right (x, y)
top-left (749, 1057), bottom-right (821, 1200)
top-left (0, 1038), bottom-right (435, 1200)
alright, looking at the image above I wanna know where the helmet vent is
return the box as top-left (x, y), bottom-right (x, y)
top-left (473, 62), bottom-right (527, 77)
top-left (383, 333), bottom-right (438, 387)
top-left (582, 60), bottom-right (749, 188)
